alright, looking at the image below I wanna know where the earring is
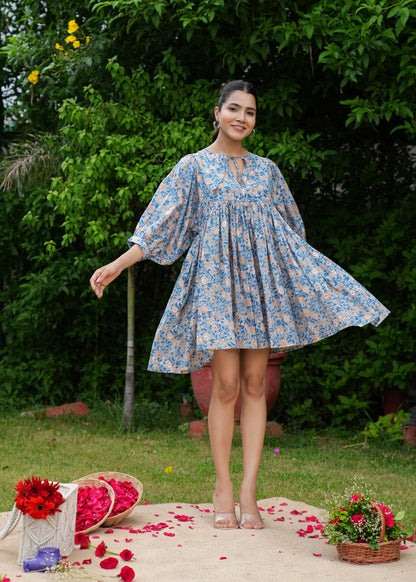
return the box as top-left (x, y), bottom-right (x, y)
top-left (250, 128), bottom-right (256, 137)
top-left (213, 120), bottom-right (219, 129)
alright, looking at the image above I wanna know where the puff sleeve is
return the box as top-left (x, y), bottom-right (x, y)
top-left (128, 155), bottom-right (200, 265)
top-left (269, 161), bottom-right (306, 240)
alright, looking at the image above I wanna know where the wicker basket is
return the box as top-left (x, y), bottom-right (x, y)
top-left (336, 502), bottom-right (401, 564)
top-left (81, 472), bottom-right (143, 526)
top-left (72, 477), bottom-right (115, 534)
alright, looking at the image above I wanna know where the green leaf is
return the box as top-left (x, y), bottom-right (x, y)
top-left (305, 23), bottom-right (314, 39)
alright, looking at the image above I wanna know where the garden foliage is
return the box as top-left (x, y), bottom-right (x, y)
top-left (0, 1), bottom-right (415, 427)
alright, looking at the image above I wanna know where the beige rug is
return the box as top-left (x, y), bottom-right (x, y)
top-left (1, 497), bottom-right (414, 581)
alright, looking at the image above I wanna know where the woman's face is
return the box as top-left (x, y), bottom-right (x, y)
top-left (215, 90), bottom-right (257, 142)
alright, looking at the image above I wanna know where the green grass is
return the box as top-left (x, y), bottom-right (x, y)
top-left (1, 407), bottom-right (415, 535)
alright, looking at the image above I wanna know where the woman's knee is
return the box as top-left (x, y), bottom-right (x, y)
top-left (240, 374), bottom-right (266, 400)
top-left (212, 376), bottom-right (240, 405)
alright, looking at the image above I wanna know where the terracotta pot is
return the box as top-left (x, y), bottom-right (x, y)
top-left (190, 352), bottom-right (287, 421)
top-left (402, 425), bottom-right (416, 447)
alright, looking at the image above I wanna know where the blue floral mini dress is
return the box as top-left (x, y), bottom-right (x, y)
top-left (128, 149), bottom-right (389, 373)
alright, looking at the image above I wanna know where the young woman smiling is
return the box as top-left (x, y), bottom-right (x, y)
top-left (90, 80), bottom-right (389, 530)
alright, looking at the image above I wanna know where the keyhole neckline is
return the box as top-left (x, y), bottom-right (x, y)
top-left (203, 148), bottom-right (254, 159)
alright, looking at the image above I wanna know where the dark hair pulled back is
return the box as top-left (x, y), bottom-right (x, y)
top-left (212, 80), bottom-right (257, 143)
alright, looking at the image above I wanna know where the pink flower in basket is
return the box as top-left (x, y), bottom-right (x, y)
top-left (350, 514), bottom-right (366, 526)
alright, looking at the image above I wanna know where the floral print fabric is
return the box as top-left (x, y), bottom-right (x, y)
top-left (129, 149), bottom-right (389, 373)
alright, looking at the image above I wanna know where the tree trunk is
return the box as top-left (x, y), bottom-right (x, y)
top-left (122, 265), bottom-right (135, 428)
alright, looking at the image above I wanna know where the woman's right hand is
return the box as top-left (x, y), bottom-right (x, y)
top-left (89, 244), bottom-right (144, 298)
top-left (90, 261), bottom-right (123, 298)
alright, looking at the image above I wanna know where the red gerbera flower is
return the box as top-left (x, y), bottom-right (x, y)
top-left (40, 479), bottom-right (65, 506)
top-left (14, 479), bottom-right (32, 512)
top-left (14, 476), bottom-right (65, 518)
top-left (25, 496), bottom-right (56, 519)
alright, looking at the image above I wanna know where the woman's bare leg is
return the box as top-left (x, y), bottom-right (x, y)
top-left (208, 349), bottom-right (240, 529)
top-left (238, 348), bottom-right (270, 529)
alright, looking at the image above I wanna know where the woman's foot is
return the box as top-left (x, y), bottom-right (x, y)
top-left (214, 511), bottom-right (238, 529)
top-left (213, 488), bottom-right (238, 529)
top-left (239, 512), bottom-right (264, 530)
top-left (238, 480), bottom-right (264, 530)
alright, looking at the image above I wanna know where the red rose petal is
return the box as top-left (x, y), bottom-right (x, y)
top-left (76, 486), bottom-right (112, 532)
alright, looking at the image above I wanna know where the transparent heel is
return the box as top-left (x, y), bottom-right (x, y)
top-left (239, 512), bottom-right (264, 530)
top-left (214, 512), bottom-right (238, 529)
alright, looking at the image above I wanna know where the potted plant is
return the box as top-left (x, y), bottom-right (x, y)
top-left (401, 405), bottom-right (416, 447)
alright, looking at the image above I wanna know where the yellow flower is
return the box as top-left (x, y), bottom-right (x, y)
top-left (28, 70), bottom-right (39, 85)
top-left (73, 40), bottom-right (80, 49)
top-left (55, 43), bottom-right (64, 51)
top-left (164, 466), bottom-right (173, 474)
top-left (65, 35), bottom-right (76, 44)
top-left (86, 36), bottom-right (90, 43)
top-left (67, 20), bottom-right (79, 34)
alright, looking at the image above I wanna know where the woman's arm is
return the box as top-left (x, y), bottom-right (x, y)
top-left (89, 243), bottom-right (144, 298)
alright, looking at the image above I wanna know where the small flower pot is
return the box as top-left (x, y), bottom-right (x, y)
top-left (402, 425), bottom-right (416, 447)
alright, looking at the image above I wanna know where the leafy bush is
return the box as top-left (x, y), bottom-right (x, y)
top-left (1, 1), bottom-right (416, 425)
top-left (362, 411), bottom-right (411, 443)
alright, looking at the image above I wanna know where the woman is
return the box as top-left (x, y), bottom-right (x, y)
top-left (90, 80), bottom-right (389, 530)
